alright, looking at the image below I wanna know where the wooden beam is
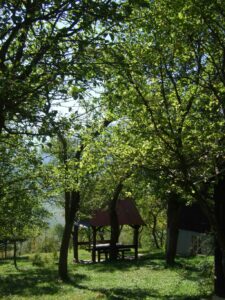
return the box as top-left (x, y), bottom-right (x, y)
top-left (92, 226), bottom-right (97, 263)
top-left (133, 225), bottom-right (140, 260)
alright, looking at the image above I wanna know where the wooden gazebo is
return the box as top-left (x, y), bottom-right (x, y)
top-left (73, 198), bottom-right (145, 262)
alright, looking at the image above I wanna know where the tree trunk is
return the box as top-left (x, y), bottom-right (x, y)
top-left (110, 206), bottom-right (120, 260)
top-left (215, 241), bottom-right (225, 298)
top-left (152, 214), bottom-right (160, 249)
top-left (166, 193), bottom-right (181, 265)
top-left (159, 229), bottom-right (165, 248)
top-left (214, 177), bottom-right (225, 298)
top-left (133, 225), bottom-right (140, 260)
top-left (13, 241), bottom-right (19, 271)
top-left (58, 190), bottom-right (80, 281)
top-left (59, 220), bottom-right (73, 280)
top-left (73, 225), bottom-right (79, 263)
top-left (109, 182), bottom-right (123, 261)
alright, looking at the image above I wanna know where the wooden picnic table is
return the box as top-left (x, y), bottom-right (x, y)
top-left (91, 243), bottom-right (136, 262)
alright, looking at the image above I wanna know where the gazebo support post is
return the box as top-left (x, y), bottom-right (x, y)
top-left (73, 224), bottom-right (79, 263)
top-left (92, 226), bottom-right (97, 263)
top-left (88, 227), bottom-right (91, 250)
top-left (133, 225), bottom-right (140, 260)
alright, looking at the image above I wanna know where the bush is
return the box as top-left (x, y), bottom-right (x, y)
top-left (198, 258), bottom-right (214, 294)
top-left (31, 253), bottom-right (53, 267)
top-left (32, 253), bottom-right (45, 267)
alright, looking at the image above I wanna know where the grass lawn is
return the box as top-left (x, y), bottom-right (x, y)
top-left (0, 250), bottom-right (213, 300)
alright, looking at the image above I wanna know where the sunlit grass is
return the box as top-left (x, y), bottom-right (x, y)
top-left (0, 249), bottom-right (213, 300)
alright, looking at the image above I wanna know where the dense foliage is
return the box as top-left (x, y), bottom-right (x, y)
top-left (1, 0), bottom-right (225, 295)
top-left (0, 135), bottom-right (49, 240)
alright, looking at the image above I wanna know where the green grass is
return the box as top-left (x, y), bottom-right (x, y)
top-left (0, 250), bottom-right (213, 300)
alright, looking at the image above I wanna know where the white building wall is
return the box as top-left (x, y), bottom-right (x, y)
top-left (176, 229), bottom-right (202, 256)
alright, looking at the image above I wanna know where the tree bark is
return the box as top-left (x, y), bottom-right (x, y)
top-left (73, 224), bottom-right (79, 263)
top-left (58, 190), bottom-right (80, 281)
top-left (214, 177), bottom-right (225, 298)
top-left (166, 193), bottom-right (181, 265)
top-left (152, 214), bottom-right (160, 249)
top-left (109, 182), bottom-right (123, 261)
top-left (57, 130), bottom-right (82, 281)
top-left (13, 241), bottom-right (19, 271)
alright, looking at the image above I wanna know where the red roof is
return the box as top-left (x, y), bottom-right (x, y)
top-left (90, 198), bottom-right (145, 227)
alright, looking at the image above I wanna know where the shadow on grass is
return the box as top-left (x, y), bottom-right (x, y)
top-left (0, 259), bottom-right (9, 265)
top-left (0, 256), bottom-right (30, 260)
top-left (84, 287), bottom-right (156, 300)
top-left (0, 267), bottom-right (88, 297)
top-left (0, 256), bottom-right (31, 268)
top-left (173, 256), bottom-right (213, 284)
top-left (0, 252), bottom-right (212, 299)
top-left (72, 285), bottom-right (209, 300)
top-left (79, 252), bottom-right (167, 273)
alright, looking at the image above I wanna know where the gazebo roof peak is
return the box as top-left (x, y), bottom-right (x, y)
top-left (89, 198), bottom-right (145, 227)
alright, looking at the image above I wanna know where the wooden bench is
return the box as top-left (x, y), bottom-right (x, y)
top-left (118, 248), bottom-right (131, 259)
top-left (93, 244), bottom-right (132, 262)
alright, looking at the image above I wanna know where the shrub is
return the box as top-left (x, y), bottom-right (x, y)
top-left (32, 253), bottom-right (45, 267)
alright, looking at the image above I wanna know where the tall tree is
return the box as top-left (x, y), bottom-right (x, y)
top-left (45, 113), bottom-right (115, 279)
top-left (0, 0), bottom-right (133, 280)
top-left (97, 0), bottom-right (225, 296)
top-left (0, 0), bottom-right (127, 135)
top-left (0, 135), bottom-right (50, 268)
